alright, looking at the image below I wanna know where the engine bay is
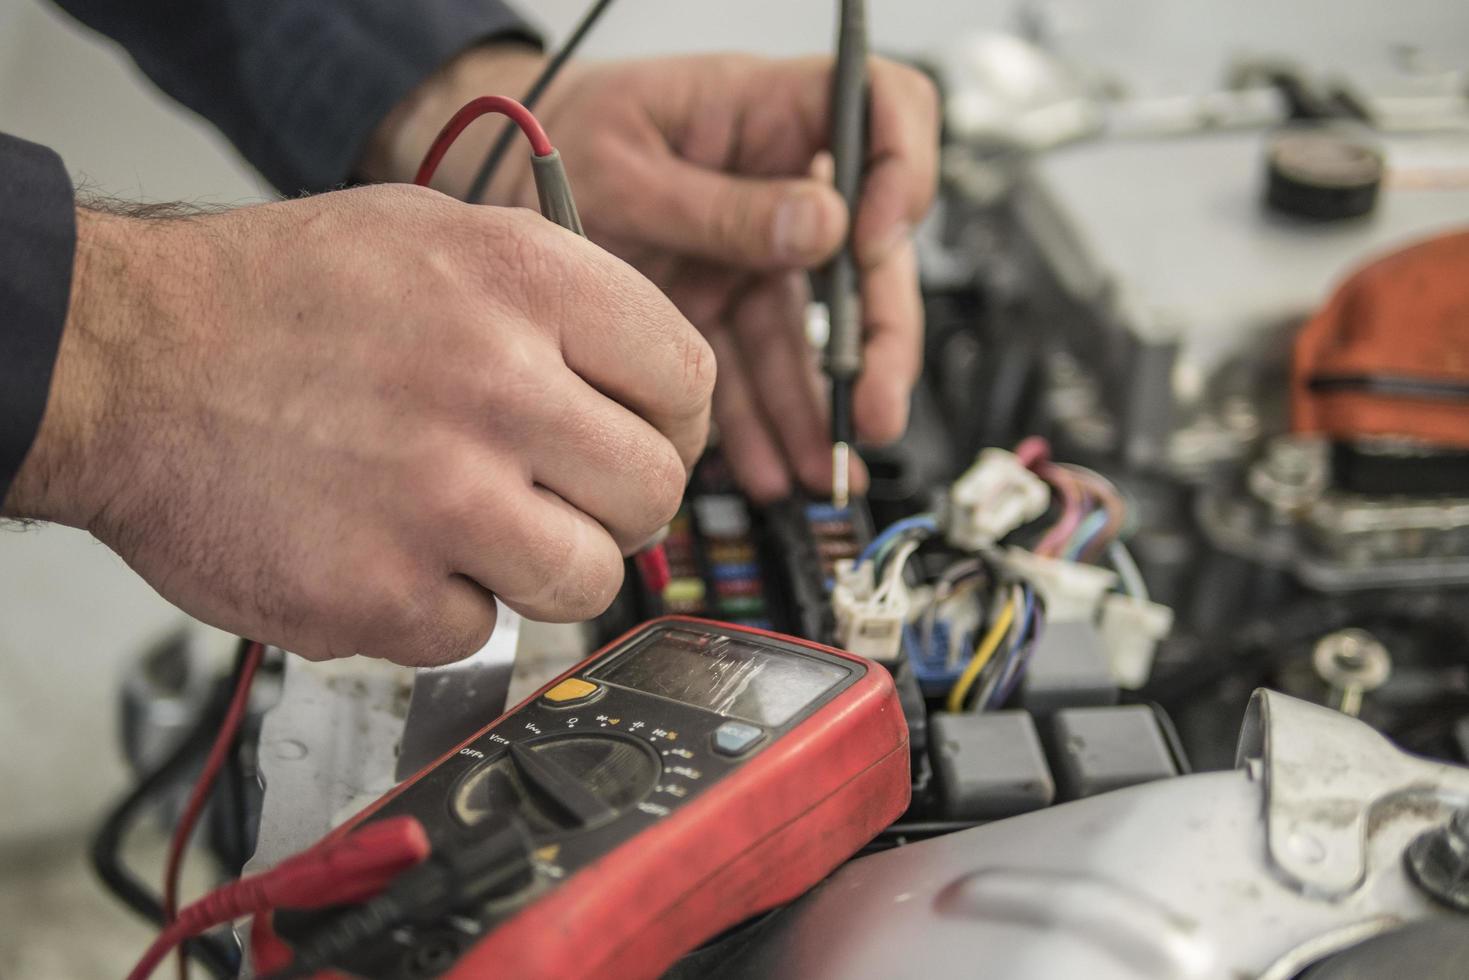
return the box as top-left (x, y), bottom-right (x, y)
top-left (100, 7), bottom-right (1469, 978)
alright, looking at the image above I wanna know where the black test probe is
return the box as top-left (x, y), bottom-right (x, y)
top-left (825, 0), bottom-right (869, 509)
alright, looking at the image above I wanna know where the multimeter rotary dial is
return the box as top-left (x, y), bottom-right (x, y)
top-left (452, 733), bottom-right (661, 837)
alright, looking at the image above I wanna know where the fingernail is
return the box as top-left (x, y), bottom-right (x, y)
top-left (773, 193), bottom-right (826, 263)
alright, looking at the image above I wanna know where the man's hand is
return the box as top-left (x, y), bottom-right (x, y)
top-left (4, 187), bottom-right (714, 666)
top-left (369, 48), bottom-right (939, 502)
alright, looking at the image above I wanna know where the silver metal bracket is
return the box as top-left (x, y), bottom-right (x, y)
top-left (1238, 688), bottom-right (1469, 898)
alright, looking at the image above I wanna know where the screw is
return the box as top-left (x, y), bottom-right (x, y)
top-left (1406, 806), bottom-right (1469, 912)
top-left (1312, 629), bottom-right (1391, 717)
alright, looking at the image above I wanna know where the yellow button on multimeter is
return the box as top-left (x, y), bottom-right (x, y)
top-left (542, 678), bottom-right (600, 706)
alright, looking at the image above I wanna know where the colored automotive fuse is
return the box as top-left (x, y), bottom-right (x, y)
top-left (662, 577), bottom-right (708, 615)
top-left (805, 502), bottom-right (852, 524)
top-left (718, 595), bottom-right (767, 619)
top-left (711, 562), bottom-right (761, 582)
top-left (677, 478), bottom-right (774, 631)
top-left (809, 520), bottom-right (856, 538)
top-left (715, 578), bottom-right (764, 598)
top-left (802, 500), bottom-right (862, 599)
top-left (817, 538), bottom-right (860, 561)
top-left (694, 495), bottom-right (752, 537)
top-left (707, 542), bottom-right (758, 565)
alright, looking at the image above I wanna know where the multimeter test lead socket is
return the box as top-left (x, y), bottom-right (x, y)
top-left (825, 0), bottom-right (868, 510)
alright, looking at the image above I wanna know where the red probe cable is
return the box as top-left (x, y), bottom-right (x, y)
top-left (129, 816), bottom-right (431, 980)
top-left (163, 639), bottom-right (265, 980)
top-left (413, 95), bottom-right (553, 187)
top-left (634, 543), bottom-right (673, 595)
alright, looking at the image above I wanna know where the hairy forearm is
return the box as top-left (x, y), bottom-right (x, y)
top-left (3, 206), bottom-right (211, 529)
top-left (5, 208), bottom-right (113, 524)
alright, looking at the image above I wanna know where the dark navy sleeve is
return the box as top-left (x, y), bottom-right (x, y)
top-left (0, 133), bottom-right (75, 508)
top-left (48, 0), bottom-right (539, 195)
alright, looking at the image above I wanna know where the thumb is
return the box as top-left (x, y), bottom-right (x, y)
top-left (630, 157), bottom-right (848, 269)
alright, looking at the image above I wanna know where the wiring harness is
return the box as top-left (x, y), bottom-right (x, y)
top-left (840, 436), bottom-right (1173, 713)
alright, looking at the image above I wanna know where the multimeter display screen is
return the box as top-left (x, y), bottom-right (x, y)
top-left (595, 628), bottom-right (850, 726)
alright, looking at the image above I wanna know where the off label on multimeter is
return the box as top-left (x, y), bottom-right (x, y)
top-left (258, 617), bottom-right (910, 980)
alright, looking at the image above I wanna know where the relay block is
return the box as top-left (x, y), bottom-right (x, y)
top-left (599, 453), bottom-right (872, 650)
top-left (596, 449), bottom-right (1183, 829)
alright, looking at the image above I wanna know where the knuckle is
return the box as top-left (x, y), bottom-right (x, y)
top-left (881, 59), bottom-right (939, 114)
top-left (643, 441), bottom-right (688, 526)
top-left (482, 329), bottom-right (555, 410)
top-left (421, 599), bottom-right (496, 667)
top-left (706, 180), bottom-right (756, 252)
top-left (424, 461), bottom-right (477, 527)
top-left (359, 571), bottom-right (497, 667)
top-left (532, 525), bottom-right (624, 621)
top-left (344, 566), bottom-right (424, 658)
top-left (572, 536), bottom-right (626, 618)
top-left (477, 208), bottom-right (561, 303)
top-left (522, 522), bottom-right (580, 611)
top-left (671, 326), bottom-right (717, 419)
top-left (908, 67), bottom-right (940, 118)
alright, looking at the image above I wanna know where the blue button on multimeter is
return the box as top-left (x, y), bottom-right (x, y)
top-left (713, 720), bottom-right (764, 755)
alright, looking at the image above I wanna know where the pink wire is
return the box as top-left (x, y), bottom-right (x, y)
top-left (1036, 462), bottom-right (1086, 557)
top-left (1064, 464), bottom-right (1126, 562)
top-left (1014, 436), bottom-right (1050, 471)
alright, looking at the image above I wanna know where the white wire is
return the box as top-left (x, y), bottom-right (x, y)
top-left (875, 538), bottom-right (921, 603)
top-left (1108, 541), bottom-right (1149, 603)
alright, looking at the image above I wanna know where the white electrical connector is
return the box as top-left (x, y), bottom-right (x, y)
top-left (946, 449), bottom-right (1051, 552)
top-left (831, 558), bottom-right (910, 663)
top-left (1100, 593), bottom-right (1174, 689)
top-left (1002, 547), bottom-right (1118, 623)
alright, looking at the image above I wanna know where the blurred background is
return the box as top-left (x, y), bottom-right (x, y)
top-left (2, 0), bottom-right (1467, 975)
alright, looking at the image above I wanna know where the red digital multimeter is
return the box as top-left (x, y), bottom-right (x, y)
top-left (253, 616), bottom-right (910, 979)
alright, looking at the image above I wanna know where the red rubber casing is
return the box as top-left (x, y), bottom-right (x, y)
top-left (253, 616), bottom-right (910, 978)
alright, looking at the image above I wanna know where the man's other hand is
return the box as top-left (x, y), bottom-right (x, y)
top-left (370, 48), bottom-right (939, 503)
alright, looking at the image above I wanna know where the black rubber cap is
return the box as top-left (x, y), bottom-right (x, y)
top-left (1265, 128), bottom-right (1384, 220)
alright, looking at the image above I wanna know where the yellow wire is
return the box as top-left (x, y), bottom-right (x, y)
top-left (946, 595), bottom-right (1018, 713)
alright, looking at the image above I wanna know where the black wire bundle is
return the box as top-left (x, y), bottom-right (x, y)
top-left (91, 639), bottom-right (259, 978)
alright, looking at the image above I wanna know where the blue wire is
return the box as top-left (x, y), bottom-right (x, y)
top-left (988, 585), bottom-right (1038, 709)
top-left (857, 514), bottom-right (938, 566)
top-left (994, 590), bottom-right (1045, 708)
top-left (1065, 509), bottom-right (1110, 561)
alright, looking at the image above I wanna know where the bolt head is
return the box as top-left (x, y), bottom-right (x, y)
top-left (1406, 808), bottom-right (1469, 912)
top-left (1313, 629), bottom-right (1392, 690)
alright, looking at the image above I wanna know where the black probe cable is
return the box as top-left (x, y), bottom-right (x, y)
top-left (825, 0), bottom-right (869, 509)
top-left (463, 0), bottom-right (619, 204)
top-left (91, 676), bottom-right (244, 979)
